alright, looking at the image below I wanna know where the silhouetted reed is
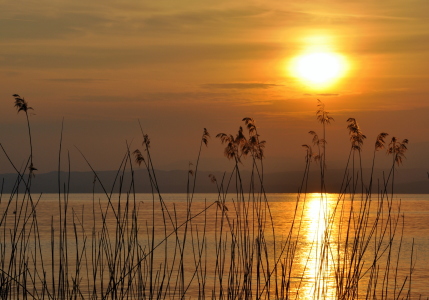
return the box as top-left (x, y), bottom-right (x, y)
top-left (0, 95), bottom-right (422, 299)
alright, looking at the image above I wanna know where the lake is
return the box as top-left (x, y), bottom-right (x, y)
top-left (1, 192), bottom-right (428, 299)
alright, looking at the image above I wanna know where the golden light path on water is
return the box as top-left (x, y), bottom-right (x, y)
top-left (283, 192), bottom-right (417, 299)
top-left (297, 193), bottom-right (337, 300)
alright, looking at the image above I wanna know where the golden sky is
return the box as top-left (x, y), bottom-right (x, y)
top-left (1, 0), bottom-right (428, 173)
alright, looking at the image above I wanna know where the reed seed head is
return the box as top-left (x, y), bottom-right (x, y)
top-left (133, 149), bottom-right (145, 166)
top-left (208, 174), bottom-right (217, 183)
top-left (217, 119), bottom-right (265, 161)
top-left (316, 99), bottom-right (334, 125)
top-left (202, 128), bottom-right (210, 146)
top-left (28, 163), bottom-right (37, 177)
top-left (375, 132), bottom-right (389, 151)
top-left (309, 131), bottom-right (320, 146)
top-left (216, 133), bottom-right (240, 161)
top-left (13, 94), bottom-right (33, 114)
top-left (347, 118), bottom-right (366, 151)
top-left (188, 161), bottom-right (194, 176)
top-left (302, 144), bottom-right (313, 161)
top-left (143, 134), bottom-right (150, 148)
top-left (387, 137), bottom-right (409, 165)
top-left (243, 117), bottom-right (257, 135)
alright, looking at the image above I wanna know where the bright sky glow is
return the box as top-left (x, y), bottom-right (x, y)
top-left (290, 52), bottom-right (348, 87)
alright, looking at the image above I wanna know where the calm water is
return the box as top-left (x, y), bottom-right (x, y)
top-left (1, 193), bottom-right (428, 299)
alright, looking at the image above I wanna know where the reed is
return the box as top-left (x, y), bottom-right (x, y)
top-left (0, 95), bottom-right (422, 299)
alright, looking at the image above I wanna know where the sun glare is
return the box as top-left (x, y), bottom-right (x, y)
top-left (290, 52), bottom-right (347, 88)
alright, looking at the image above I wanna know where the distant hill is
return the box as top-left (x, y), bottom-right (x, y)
top-left (1, 167), bottom-right (428, 194)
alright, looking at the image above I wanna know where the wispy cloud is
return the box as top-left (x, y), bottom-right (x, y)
top-left (0, 12), bottom-right (108, 40)
top-left (65, 91), bottom-right (235, 103)
top-left (0, 42), bottom-right (284, 69)
top-left (304, 93), bottom-right (340, 97)
top-left (201, 83), bottom-right (284, 89)
top-left (43, 78), bottom-right (106, 83)
top-left (297, 10), bottom-right (414, 22)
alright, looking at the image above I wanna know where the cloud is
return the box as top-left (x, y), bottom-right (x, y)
top-left (65, 91), bottom-right (235, 103)
top-left (0, 6), bottom-right (306, 42)
top-left (201, 83), bottom-right (284, 90)
top-left (138, 7), bottom-right (313, 36)
top-left (43, 78), bottom-right (106, 83)
top-left (304, 93), bottom-right (339, 97)
top-left (0, 42), bottom-right (284, 69)
top-left (317, 93), bottom-right (340, 96)
top-left (2, 5), bottom-right (363, 43)
top-left (343, 33), bottom-right (429, 55)
top-left (0, 12), bottom-right (109, 40)
top-left (3, 2), bottom-right (428, 74)
top-left (140, 6), bottom-right (418, 37)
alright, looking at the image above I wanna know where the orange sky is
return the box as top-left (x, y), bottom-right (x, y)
top-left (1, 0), bottom-right (428, 174)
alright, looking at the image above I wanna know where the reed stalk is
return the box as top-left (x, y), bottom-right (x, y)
top-left (0, 96), bottom-right (421, 299)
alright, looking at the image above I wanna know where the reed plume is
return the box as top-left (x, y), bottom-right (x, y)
top-left (13, 94), bottom-right (33, 113)
top-left (315, 100), bottom-right (333, 192)
top-left (387, 137), bottom-right (409, 165)
top-left (188, 162), bottom-right (194, 176)
top-left (208, 173), bottom-right (217, 183)
top-left (375, 132), bottom-right (389, 151)
top-left (143, 134), bottom-right (150, 148)
top-left (316, 99), bottom-right (334, 125)
top-left (202, 128), bottom-right (210, 147)
top-left (347, 118), bottom-right (366, 152)
top-left (308, 131), bottom-right (322, 162)
top-left (216, 132), bottom-right (241, 162)
top-left (133, 149), bottom-right (145, 166)
top-left (302, 144), bottom-right (314, 162)
top-left (13, 94), bottom-right (35, 174)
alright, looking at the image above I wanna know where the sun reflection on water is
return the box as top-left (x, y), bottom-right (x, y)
top-left (306, 194), bottom-right (327, 241)
top-left (297, 193), bottom-right (337, 300)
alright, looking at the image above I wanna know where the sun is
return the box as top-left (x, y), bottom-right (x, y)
top-left (290, 52), bottom-right (348, 88)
